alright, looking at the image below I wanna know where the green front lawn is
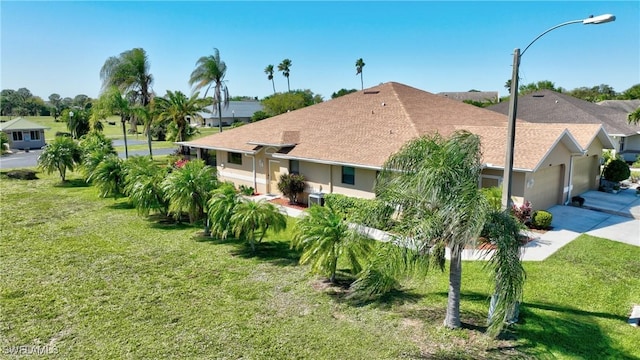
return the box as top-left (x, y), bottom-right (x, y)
top-left (1, 171), bottom-right (639, 359)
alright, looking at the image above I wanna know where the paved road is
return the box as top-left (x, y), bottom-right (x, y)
top-left (0, 147), bottom-right (178, 169)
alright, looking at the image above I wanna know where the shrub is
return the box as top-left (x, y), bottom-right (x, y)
top-left (632, 155), bottom-right (640, 168)
top-left (481, 187), bottom-right (502, 211)
top-left (239, 185), bottom-right (255, 196)
top-left (531, 210), bottom-right (553, 229)
top-left (0, 132), bottom-right (9, 153)
top-left (602, 159), bottom-right (630, 182)
top-left (511, 200), bottom-right (532, 224)
top-left (277, 173), bottom-right (306, 204)
top-left (602, 149), bottom-right (621, 164)
top-left (324, 193), bottom-right (395, 230)
top-left (630, 171), bottom-right (640, 183)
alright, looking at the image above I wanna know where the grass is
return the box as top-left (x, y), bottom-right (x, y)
top-left (1, 170), bottom-right (639, 359)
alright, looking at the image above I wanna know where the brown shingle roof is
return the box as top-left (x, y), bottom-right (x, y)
top-left (459, 124), bottom-right (583, 171)
top-left (181, 82), bottom-right (605, 171)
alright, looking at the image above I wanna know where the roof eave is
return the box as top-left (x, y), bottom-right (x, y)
top-left (247, 141), bottom-right (296, 147)
top-left (176, 142), bottom-right (256, 155)
top-left (272, 153), bottom-right (382, 171)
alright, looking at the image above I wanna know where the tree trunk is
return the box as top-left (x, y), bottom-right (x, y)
top-left (444, 245), bottom-right (462, 328)
top-left (217, 98), bottom-right (223, 133)
top-left (121, 116), bottom-right (129, 159)
top-left (147, 127), bottom-right (153, 159)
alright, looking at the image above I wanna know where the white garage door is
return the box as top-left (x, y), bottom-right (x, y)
top-left (530, 165), bottom-right (563, 210)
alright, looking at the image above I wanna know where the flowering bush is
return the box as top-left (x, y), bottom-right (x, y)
top-left (174, 159), bottom-right (189, 169)
top-left (511, 200), bottom-right (532, 224)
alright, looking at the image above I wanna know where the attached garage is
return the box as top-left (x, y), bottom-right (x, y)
top-left (572, 155), bottom-right (599, 196)
top-left (528, 165), bottom-right (564, 210)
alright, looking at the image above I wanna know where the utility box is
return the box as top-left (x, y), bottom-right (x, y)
top-left (308, 193), bottom-right (325, 206)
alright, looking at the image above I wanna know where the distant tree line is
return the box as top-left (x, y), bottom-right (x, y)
top-left (503, 80), bottom-right (640, 102)
top-left (0, 88), bottom-right (93, 119)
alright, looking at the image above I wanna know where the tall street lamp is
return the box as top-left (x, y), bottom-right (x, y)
top-left (501, 14), bottom-right (616, 210)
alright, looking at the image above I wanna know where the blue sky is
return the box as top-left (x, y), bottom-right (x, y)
top-left (2, 1), bottom-right (638, 101)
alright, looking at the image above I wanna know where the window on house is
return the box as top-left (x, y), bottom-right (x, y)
top-left (619, 137), bottom-right (625, 152)
top-left (342, 166), bottom-right (355, 185)
top-left (12, 132), bottom-right (22, 141)
top-left (290, 160), bottom-right (300, 174)
top-left (228, 152), bottom-right (242, 165)
top-left (30, 131), bottom-right (40, 140)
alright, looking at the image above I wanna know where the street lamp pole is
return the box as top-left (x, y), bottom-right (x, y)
top-left (501, 14), bottom-right (616, 210)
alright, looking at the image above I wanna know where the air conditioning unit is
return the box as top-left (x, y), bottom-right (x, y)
top-left (308, 193), bottom-right (325, 206)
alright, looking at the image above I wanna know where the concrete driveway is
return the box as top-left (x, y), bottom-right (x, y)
top-left (546, 188), bottom-right (639, 247)
top-left (546, 205), bottom-right (639, 247)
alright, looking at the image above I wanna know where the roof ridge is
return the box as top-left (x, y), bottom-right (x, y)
top-left (389, 83), bottom-right (420, 137)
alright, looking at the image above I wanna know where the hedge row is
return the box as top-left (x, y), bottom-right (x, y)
top-left (323, 193), bottom-right (395, 231)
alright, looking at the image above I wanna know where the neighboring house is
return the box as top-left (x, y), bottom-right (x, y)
top-left (0, 117), bottom-right (49, 150)
top-left (596, 99), bottom-right (640, 162)
top-left (197, 101), bottom-right (264, 127)
top-left (437, 91), bottom-right (499, 103)
top-left (487, 90), bottom-right (640, 163)
top-left (179, 82), bottom-right (611, 211)
top-left (596, 99), bottom-right (640, 114)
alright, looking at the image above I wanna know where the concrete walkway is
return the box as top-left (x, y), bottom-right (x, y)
top-left (261, 189), bottom-right (640, 263)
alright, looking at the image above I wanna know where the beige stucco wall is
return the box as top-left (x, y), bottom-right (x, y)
top-left (292, 162), bottom-right (377, 203)
top-left (211, 152), bottom-right (377, 202)
top-left (518, 141), bottom-right (575, 209)
top-left (211, 145), bottom-right (573, 211)
top-left (330, 166), bottom-right (377, 199)
top-left (480, 168), bottom-right (527, 205)
top-left (214, 150), bottom-right (269, 194)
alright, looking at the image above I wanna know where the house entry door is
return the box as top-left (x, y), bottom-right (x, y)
top-left (268, 160), bottom-right (280, 195)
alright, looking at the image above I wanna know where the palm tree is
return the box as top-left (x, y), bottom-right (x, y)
top-left (189, 48), bottom-right (229, 133)
top-left (100, 48), bottom-right (153, 158)
top-left (264, 64), bottom-right (276, 94)
top-left (370, 131), bottom-right (490, 329)
top-left (230, 199), bottom-right (287, 252)
top-left (207, 182), bottom-right (242, 239)
top-left (504, 79), bottom-right (512, 94)
top-left (355, 58), bottom-right (365, 90)
top-left (292, 205), bottom-right (372, 283)
top-left (628, 107), bottom-right (640, 125)
top-left (130, 103), bottom-right (155, 159)
top-left (94, 86), bottom-right (132, 158)
top-left (123, 156), bottom-right (169, 216)
top-left (100, 48), bottom-right (153, 107)
top-left (483, 210), bottom-right (526, 337)
top-left (38, 136), bottom-right (82, 182)
top-left (78, 131), bottom-right (117, 180)
top-left (161, 159), bottom-right (218, 224)
top-left (65, 109), bottom-right (91, 139)
top-left (154, 90), bottom-right (207, 143)
top-left (278, 59), bottom-right (292, 92)
top-left (88, 154), bottom-right (125, 198)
